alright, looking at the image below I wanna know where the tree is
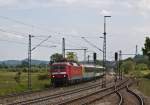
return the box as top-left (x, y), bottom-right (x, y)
top-left (136, 63), bottom-right (148, 71)
top-left (50, 53), bottom-right (63, 62)
top-left (14, 71), bottom-right (21, 84)
top-left (134, 55), bottom-right (149, 65)
top-left (66, 52), bottom-right (78, 61)
top-left (1, 62), bottom-right (8, 68)
top-left (21, 60), bottom-right (28, 67)
top-left (142, 37), bottom-right (150, 60)
top-left (121, 60), bottom-right (136, 74)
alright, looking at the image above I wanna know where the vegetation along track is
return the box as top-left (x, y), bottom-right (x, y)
top-left (4, 79), bottom-right (114, 105)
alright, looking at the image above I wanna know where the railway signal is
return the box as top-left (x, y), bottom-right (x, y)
top-left (115, 52), bottom-right (118, 61)
top-left (93, 52), bottom-right (97, 63)
top-left (114, 52), bottom-right (119, 80)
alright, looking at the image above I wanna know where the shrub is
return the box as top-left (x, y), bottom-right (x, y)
top-left (38, 74), bottom-right (48, 80)
top-left (136, 63), bottom-right (148, 70)
top-left (14, 71), bottom-right (22, 84)
top-left (144, 73), bottom-right (150, 79)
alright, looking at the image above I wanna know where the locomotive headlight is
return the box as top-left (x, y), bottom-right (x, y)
top-left (64, 75), bottom-right (66, 77)
top-left (52, 75), bottom-right (55, 78)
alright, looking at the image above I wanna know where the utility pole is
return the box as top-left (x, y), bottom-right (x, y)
top-left (28, 35), bottom-right (32, 90)
top-left (102, 16), bottom-right (111, 88)
top-left (84, 49), bottom-right (87, 63)
top-left (88, 55), bottom-right (90, 63)
top-left (119, 50), bottom-right (122, 80)
top-left (28, 35), bottom-right (51, 90)
top-left (62, 38), bottom-right (65, 58)
top-left (136, 45), bottom-right (138, 56)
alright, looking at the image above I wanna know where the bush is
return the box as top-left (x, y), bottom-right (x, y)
top-left (44, 84), bottom-right (51, 88)
top-left (144, 73), bottom-right (150, 79)
top-left (121, 60), bottom-right (136, 74)
top-left (14, 71), bottom-right (22, 84)
top-left (136, 63), bottom-right (148, 70)
top-left (38, 74), bottom-right (48, 80)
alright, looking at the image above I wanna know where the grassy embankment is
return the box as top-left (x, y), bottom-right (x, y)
top-left (130, 70), bottom-right (150, 97)
top-left (0, 70), bottom-right (50, 96)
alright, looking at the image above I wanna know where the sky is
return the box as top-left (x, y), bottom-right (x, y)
top-left (0, 0), bottom-right (150, 61)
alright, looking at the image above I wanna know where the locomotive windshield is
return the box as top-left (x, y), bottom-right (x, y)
top-left (51, 65), bottom-right (65, 70)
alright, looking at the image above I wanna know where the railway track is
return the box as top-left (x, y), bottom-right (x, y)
top-left (120, 84), bottom-right (144, 105)
top-left (56, 79), bottom-right (129, 105)
top-left (94, 80), bottom-right (144, 105)
top-left (105, 82), bottom-right (144, 105)
top-left (116, 91), bottom-right (122, 105)
top-left (2, 77), bottom-right (143, 105)
top-left (2, 78), bottom-right (114, 105)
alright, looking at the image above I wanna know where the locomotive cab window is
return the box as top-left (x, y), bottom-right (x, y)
top-left (52, 65), bottom-right (66, 70)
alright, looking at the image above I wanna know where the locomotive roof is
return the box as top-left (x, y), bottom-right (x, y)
top-left (52, 62), bottom-right (80, 66)
top-left (52, 62), bottom-right (104, 68)
top-left (52, 62), bottom-right (70, 65)
top-left (83, 64), bottom-right (104, 69)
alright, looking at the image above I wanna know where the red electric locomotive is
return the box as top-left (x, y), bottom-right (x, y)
top-left (50, 62), bottom-right (83, 86)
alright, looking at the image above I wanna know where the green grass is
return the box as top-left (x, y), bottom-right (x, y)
top-left (136, 78), bottom-right (150, 96)
top-left (125, 69), bottom-right (150, 96)
top-left (0, 71), bottom-right (51, 96)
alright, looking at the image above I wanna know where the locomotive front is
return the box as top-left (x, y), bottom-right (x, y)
top-left (50, 63), bottom-right (68, 85)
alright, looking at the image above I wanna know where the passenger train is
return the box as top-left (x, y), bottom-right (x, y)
top-left (49, 61), bottom-right (104, 86)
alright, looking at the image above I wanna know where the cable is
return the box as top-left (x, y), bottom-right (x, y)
top-left (31, 35), bottom-right (52, 51)
top-left (0, 38), bottom-right (56, 49)
top-left (34, 37), bottom-right (61, 45)
top-left (0, 16), bottom-right (38, 29)
top-left (0, 15), bottom-right (61, 36)
top-left (0, 39), bottom-right (27, 45)
top-left (0, 28), bottom-right (28, 38)
top-left (81, 37), bottom-right (103, 52)
top-left (0, 15), bottom-right (101, 38)
top-left (0, 28), bottom-right (57, 49)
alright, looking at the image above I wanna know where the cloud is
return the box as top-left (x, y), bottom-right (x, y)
top-left (100, 9), bottom-right (111, 16)
top-left (0, 32), bottom-right (24, 39)
top-left (0, 0), bottom-right (148, 18)
top-left (0, 0), bottom-right (149, 12)
top-left (0, 0), bottom-right (114, 9)
top-left (119, 0), bottom-right (150, 16)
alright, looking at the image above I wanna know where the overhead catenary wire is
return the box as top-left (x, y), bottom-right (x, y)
top-left (0, 27), bottom-right (82, 51)
top-left (0, 28), bottom-right (57, 45)
top-left (0, 16), bottom-right (102, 49)
top-left (0, 15), bottom-right (65, 37)
top-left (0, 15), bottom-right (101, 38)
top-left (0, 15), bottom-right (106, 60)
top-left (0, 26), bottom-right (104, 59)
top-left (0, 15), bottom-right (45, 32)
top-left (0, 28), bottom-right (28, 38)
top-left (81, 37), bottom-right (103, 53)
top-left (0, 38), bottom-right (56, 49)
top-left (0, 27), bottom-right (63, 46)
top-left (31, 35), bottom-right (52, 51)
top-left (0, 27), bottom-right (53, 38)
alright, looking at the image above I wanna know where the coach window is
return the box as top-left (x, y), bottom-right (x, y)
top-left (69, 62), bottom-right (73, 65)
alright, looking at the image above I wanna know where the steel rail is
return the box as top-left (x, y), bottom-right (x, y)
top-left (116, 91), bottom-right (123, 105)
top-left (0, 77), bottom-right (104, 99)
top-left (126, 85), bottom-right (144, 105)
top-left (7, 79), bottom-right (114, 105)
top-left (57, 79), bottom-right (129, 105)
